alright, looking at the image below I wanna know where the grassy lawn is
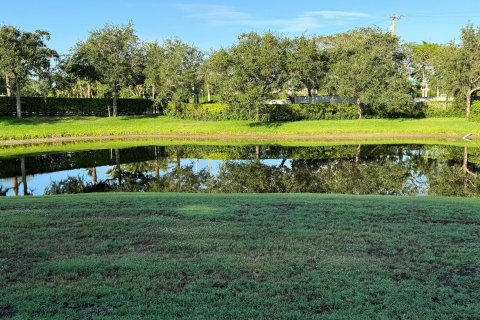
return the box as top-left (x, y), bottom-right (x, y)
top-left (1, 193), bottom-right (479, 318)
top-left (0, 116), bottom-right (479, 142)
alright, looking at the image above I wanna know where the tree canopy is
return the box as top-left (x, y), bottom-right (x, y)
top-left (0, 25), bottom-right (57, 118)
top-left (3, 22), bottom-right (480, 120)
top-left (217, 32), bottom-right (289, 121)
top-left (326, 28), bottom-right (413, 118)
top-left (79, 22), bottom-right (142, 116)
top-left (436, 24), bottom-right (480, 118)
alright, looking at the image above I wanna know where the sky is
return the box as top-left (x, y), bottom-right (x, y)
top-left (2, 0), bottom-right (480, 55)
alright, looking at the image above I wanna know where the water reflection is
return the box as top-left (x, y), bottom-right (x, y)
top-left (0, 144), bottom-right (479, 196)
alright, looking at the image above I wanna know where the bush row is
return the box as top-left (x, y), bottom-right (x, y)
top-left (166, 102), bottom-right (359, 121)
top-left (166, 101), bottom-right (467, 121)
top-left (1, 96), bottom-right (477, 120)
top-left (0, 97), bottom-right (153, 116)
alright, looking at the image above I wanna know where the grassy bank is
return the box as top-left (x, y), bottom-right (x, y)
top-left (0, 116), bottom-right (479, 143)
top-left (1, 193), bottom-right (479, 318)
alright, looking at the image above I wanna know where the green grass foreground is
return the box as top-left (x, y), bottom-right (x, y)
top-left (1, 116), bottom-right (479, 143)
top-left (1, 193), bottom-right (479, 319)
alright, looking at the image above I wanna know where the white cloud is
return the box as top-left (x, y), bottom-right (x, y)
top-left (307, 10), bottom-right (369, 19)
top-left (176, 4), bottom-right (371, 32)
top-left (176, 4), bottom-right (253, 24)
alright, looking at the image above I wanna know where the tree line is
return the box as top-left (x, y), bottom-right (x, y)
top-left (1, 22), bottom-right (480, 119)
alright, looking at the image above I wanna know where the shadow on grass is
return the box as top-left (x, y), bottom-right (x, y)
top-left (0, 115), bottom-right (161, 126)
top-left (0, 116), bottom-right (80, 126)
top-left (118, 115), bottom-right (161, 120)
top-left (248, 121), bottom-right (285, 128)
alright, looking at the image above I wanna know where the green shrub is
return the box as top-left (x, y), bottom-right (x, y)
top-left (470, 101), bottom-right (480, 122)
top-left (166, 101), bottom-right (358, 121)
top-left (0, 97), bottom-right (153, 117)
top-left (165, 102), bottom-right (230, 120)
top-left (419, 100), bottom-right (465, 118)
top-left (267, 103), bottom-right (358, 121)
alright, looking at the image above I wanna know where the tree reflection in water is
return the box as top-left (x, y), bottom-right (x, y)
top-left (1, 144), bottom-right (479, 197)
top-left (36, 145), bottom-right (480, 196)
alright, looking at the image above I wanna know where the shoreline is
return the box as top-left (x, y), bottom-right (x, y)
top-left (0, 132), bottom-right (469, 146)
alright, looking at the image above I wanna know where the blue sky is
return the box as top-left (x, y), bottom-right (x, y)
top-left (2, 0), bottom-right (480, 54)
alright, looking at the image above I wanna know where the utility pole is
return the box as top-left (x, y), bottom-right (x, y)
top-left (390, 14), bottom-right (404, 35)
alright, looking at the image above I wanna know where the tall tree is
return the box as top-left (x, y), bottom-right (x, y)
top-left (202, 48), bottom-right (231, 102)
top-left (144, 41), bottom-right (163, 102)
top-left (63, 43), bottom-right (99, 98)
top-left (0, 26), bottom-right (57, 118)
top-left (288, 35), bottom-right (329, 97)
top-left (155, 38), bottom-right (203, 114)
top-left (327, 28), bottom-right (413, 118)
top-left (80, 22), bottom-right (142, 116)
top-left (436, 24), bottom-right (480, 118)
top-left (219, 32), bottom-right (288, 121)
top-left (408, 42), bottom-right (444, 97)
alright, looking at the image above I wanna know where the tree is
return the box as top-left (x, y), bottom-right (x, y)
top-left (144, 41), bottom-right (163, 102)
top-left (436, 24), bottom-right (480, 118)
top-left (327, 28), bottom-right (413, 118)
top-left (220, 32), bottom-right (288, 121)
top-left (0, 66), bottom-right (7, 96)
top-left (63, 42), bottom-right (99, 98)
top-left (154, 38), bottom-right (204, 114)
top-left (0, 26), bottom-right (57, 118)
top-left (288, 35), bottom-right (329, 97)
top-left (202, 48), bottom-right (231, 103)
top-left (80, 22), bottom-right (142, 116)
top-left (408, 42), bottom-right (444, 97)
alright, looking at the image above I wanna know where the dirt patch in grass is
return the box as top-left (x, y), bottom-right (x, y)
top-left (0, 304), bottom-right (16, 318)
top-left (272, 201), bottom-right (297, 214)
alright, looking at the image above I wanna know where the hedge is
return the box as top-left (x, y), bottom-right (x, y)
top-left (166, 102), bottom-right (358, 121)
top-left (0, 97), bottom-right (154, 117)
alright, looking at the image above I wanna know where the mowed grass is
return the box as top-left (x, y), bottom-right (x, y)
top-left (0, 116), bottom-right (479, 141)
top-left (1, 193), bottom-right (479, 319)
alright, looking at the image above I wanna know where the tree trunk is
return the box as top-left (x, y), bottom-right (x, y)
top-left (87, 81), bottom-right (92, 98)
top-left (175, 102), bottom-right (181, 117)
top-left (356, 100), bottom-right (363, 119)
top-left (15, 77), bottom-right (22, 119)
top-left (255, 105), bottom-right (260, 122)
top-left (307, 87), bottom-right (312, 97)
top-left (355, 145), bottom-right (362, 163)
top-left (255, 145), bottom-right (260, 161)
top-left (20, 157), bottom-right (28, 196)
top-left (115, 149), bottom-right (121, 185)
top-left (5, 73), bottom-right (11, 96)
top-left (463, 146), bottom-right (469, 192)
top-left (91, 167), bottom-right (97, 185)
top-left (154, 146), bottom-right (160, 179)
top-left (112, 91), bottom-right (118, 117)
top-left (13, 176), bottom-right (18, 196)
top-left (466, 93), bottom-right (471, 119)
top-left (207, 84), bottom-right (211, 102)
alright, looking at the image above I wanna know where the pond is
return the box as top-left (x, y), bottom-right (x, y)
top-left (0, 144), bottom-right (479, 196)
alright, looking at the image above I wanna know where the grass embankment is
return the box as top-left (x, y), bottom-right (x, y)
top-left (0, 116), bottom-right (478, 144)
top-left (1, 193), bottom-right (479, 318)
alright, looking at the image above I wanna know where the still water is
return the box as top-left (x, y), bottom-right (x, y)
top-left (0, 144), bottom-right (479, 196)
